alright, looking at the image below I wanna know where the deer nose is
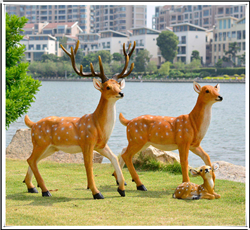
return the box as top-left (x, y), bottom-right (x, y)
top-left (205, 169), bottom-right (209, 173)
top-left (218, 96), bottom-right (223, 101)
top-left (119, 92), bottom-right (124, 98)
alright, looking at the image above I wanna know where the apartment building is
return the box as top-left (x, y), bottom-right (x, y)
top-left (153, 4), bottom-right (246, 30)
top-left (20, 34), bottom-right (58, 62)
top-left (172, 23), bottom-right (207, 64)
top-left (6, 5), bottom-right (94, 33)
top-left (211, 16), bottom-right (246, 66)
top-left (129, 27), bottom-right (161, 64)
top-left (93, 5), bottom-right (147, 34)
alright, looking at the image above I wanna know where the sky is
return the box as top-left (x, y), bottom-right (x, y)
top-left (147, 5), bottom-right (156, 28)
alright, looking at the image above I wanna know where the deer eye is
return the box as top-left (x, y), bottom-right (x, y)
top-left (107, 86), bottom-right (110, 90)
top-left (200, 169), bottom-right (203, 172)
top-left (206, 90), bottom-right (209, 93)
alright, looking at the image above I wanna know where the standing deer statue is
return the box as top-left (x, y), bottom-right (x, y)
top-left (113, 82), bottom-right (223, 191)
top-left (23, 40), bottom-right (136, 199)
top-left (173, 163), bottom-right (221, 200)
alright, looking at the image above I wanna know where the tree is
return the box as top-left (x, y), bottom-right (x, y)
top-left (186, 59), bottom-right (201, 71)
top-left (156, 30), bottom-right (179, 62)
top-left (41, 53), bottom-right (59, 62)
top-left (6, 13), bottom-right (41, 129)
top-left (237, 52), bottom-right (245, 65)
top-left (146, 61), bottom-right (157, 73)
top-left (173, 60), bottom-right (185, 71)
top-left (59, 36), bottom-right (68, 48)
top-left (215, 59), bottom-right (223, 68)
top-left (191, 50), bottom-right (201, 61)
top-left (112, 53), bottom-right (123, 62)
top-left (134, 49), bottom-right (151, 72)
top-left (223, 42), bottom-right (240, 67)
top-left (158, 61), bottom-right (171, 76)
top-left (96, 50), bottom-right (112, 64)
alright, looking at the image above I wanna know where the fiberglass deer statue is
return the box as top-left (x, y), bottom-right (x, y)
top-left (113, 82), bottom-right (223, 191)
top-left (173, 163), bottom-right (221, 200)
top-left (23, 40), bottom-right (136, 199)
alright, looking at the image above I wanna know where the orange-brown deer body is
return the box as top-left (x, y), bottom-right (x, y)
top-left (173, 163), bottom-right (221, 200)
top-left (114, 82), bottom-right (223, 191)
top-left (23, 41), bottom-right (136, 199)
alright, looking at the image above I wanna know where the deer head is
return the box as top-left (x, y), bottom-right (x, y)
top-left (60, 41), bottom-right (136, 100)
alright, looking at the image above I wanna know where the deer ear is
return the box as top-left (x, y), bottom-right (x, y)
top-left (93, 78), bottom-right (102, 91)
top-left (215, 84), bottom-right (220, 92)
top-left (193, 81), bottom-right (201, 94)
top-left (120, 79), bottom-right (125, 90)
top-left (212, 163), bottom-right (219, 171)
top-left (190, 168), bottom-right (199, 177)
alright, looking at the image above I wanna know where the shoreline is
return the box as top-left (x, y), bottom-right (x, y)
top-left (34, 78), bottom-right (245, 84)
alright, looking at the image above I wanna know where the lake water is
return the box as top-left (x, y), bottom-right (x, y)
top-left (5, 81), bottom-right (246, 167)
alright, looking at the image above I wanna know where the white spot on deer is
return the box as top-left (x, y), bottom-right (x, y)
top-left (73, 118), bottom-right (76, 120)
top-left (81, 131), bottom-right (83, 133)
top-left (67, 122), bottom-right (69, 124)
top-left (54, 128), bottom-right (57, 131)
top-left (55, 133), bottom-right (57, 136)
top-left (54, 119), bottom-right (56, 121)
top-left (150, 116), bottom-right (153, 119)
top-left (58, 137), bottom-right (60, 140)
top-left (178, 129), bottom-right (181, 132)
top-left (48, 117), bottom-right (51, 120)
top-left (66, 132), bottom-right (68, 134)
top-left (140, 136), bottom-right (142, 139)
top-left (87, 125), bottom-right (91, 128)
top-left (171, 118), bottom-right (173, 120)
top-left (79, 137), bottom-right (81, 140)
top-left (135, 130), bottom-right (138, 132)
top-left (180, 124), bottom-right (182, 127)
top-left (79, 124), bottom-right (81, 127)
top-left (144, 124), bottom-right (147, 127)
top-left (180, 136), bottom-right (182, 138)
top-left (39, 136), bottom-right (41, 139)
top-left (40, 130), bottom-right (43, 133)
top-left (75, 136), bottom-right (78, 139)
top-left (156, 133), bottom-right (158, 136)
top-left (128, 129), bottom-right (130, 132)
top-left (66, 139), bottom-right (68, 141)
top-left (166, 132), bottom-right (169, 135)
top-left (43, 122), bottom-right (45, 124)
top-left (61, 127), bottom-right (64, 131)
top-left (39, 125), bottom-right (41, 128)
top-left (159, 122), bottom-right (161, 124)
top-left (50, 136), bottom-right (52, 139)
top-left (177, 119), bottom-right (179, 122)
top-left (69, 126), bottom-right (72, 128)
top-left (32, 133), bottom-right (34, 136)
top-left (61, 119), bottom-right (64, 121)
top-left (135, 122), bottom-right (137, 125)
top-left (161, 136), bottom-right (163, 138)
top-left (86, 135), bottom-right (89, 138)
top-left (76, 123), bottom-right (78, 125)
top-left (130, 139), bottom-right (132, 141)
top-left (185, 121), bottom-right (187, 124)
top-left (83, 123), bottom-right (86, 126)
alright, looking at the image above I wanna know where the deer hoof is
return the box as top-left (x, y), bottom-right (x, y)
top-left (93, 193), bottom-right (104, 199)
top-left (117, 188), bottom-right (125, 197)
top-left (42, 191), bottom-right (52, 197)
top-left (137, 185), bottom-right (147, 191)
top-left (116, 180), bottom-right (127, 186)
top-left (28, 187), bottom-right (38, 193)
top-left (192, 195), bottom-right (200, 200)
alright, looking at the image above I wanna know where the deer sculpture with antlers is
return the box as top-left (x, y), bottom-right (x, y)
top-left (23, 40), bottom-right (136, 199)
top-left (113, 82), bottom-right (223, 191)
top-left (173, 163), bottom-right (221, 200)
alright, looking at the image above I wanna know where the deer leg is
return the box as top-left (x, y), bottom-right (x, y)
top-left (24, 146), bottom-right (56, 193)
top-left (96, 144), bottom-right (125, 197)
top-left (112, 148), bottom-right (126, 184)
top-left (121, 142), bottom-right (148, 191)
top-left (82, 145), bottom-right (103, 199)
top-left (26, 145), bottom-right (52, 197)
top-left (190, 145), bottom-right (215, 181)
top-left (178, 143), bottom-right (190, 183)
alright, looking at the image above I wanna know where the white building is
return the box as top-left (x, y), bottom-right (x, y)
top-left (129, 27), bottom-right (161, 65)
top-left (172, 23), bottom-right (207, 64)
top-left (20, 34), bottom-right (58, 62)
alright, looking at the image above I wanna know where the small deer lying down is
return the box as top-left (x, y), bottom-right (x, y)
top-left (173, 163), bottom-right (221, 200)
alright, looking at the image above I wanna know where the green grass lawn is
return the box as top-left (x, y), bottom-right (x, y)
top-left (5, 158), bottom-right (246, 226)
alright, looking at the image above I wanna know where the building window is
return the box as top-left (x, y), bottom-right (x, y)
top-left (219, 20), bottom-right (222, 29)
top-left (243, 30), bottom-right (245, 39)
top-left (214, 33), bottom-right (217, 42)
top-left (223, 19), bottom-right (227, 29)
top-left (238, 42), bottom-right (241, 51)
top-left (203, 18), bottom-right (209, 25)
top-left (227, 32), bottom-right (231, 40)
top-left (234, 6), bottom-right (239, 13)
top-left (218, 8), bottom-right (223, 14)
top-left (203, 10), bottom-right (209, 16)
top-left (223, 32), bottom-right (226, 41)
top-left (36, 44), bottom-right (41, 50)
top-left (237, 31), bottom-right (241, 40)
top-left (42, 44), bottom-right (47, 50)
top-left (214, 44), bottom-right (217, 52)
top-left (232, 31), bottom-right (236, 38)
top-left (219, 32), bottom-right (222, 41)
top-left (29, 44), bottom-right (34, 50)
top-left (228, 19), bottom-right (231, 29)
top-left (243, 42), bottom-right (245, 51)
top-left (223, 44), bottom-right (225, 51)
top-left (218, 44), bottom-right (221, 52)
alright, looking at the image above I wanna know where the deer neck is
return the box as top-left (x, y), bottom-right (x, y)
top-left (189, 98), bottom-right (213, 140)
top-left (202, 177), bottom-right (214, 193)
top-left (93, 95), bottom-right (116, 139)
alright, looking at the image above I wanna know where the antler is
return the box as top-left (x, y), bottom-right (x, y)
top-left (112, 41), bottom-right (136, 81)
top-left (60, 40), bottom-right (108, 83)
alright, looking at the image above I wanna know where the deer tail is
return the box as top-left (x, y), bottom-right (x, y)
top-left (24, 115), bottom-right (35, 128)
top-left (119, 113), bottom-right (130, 126)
